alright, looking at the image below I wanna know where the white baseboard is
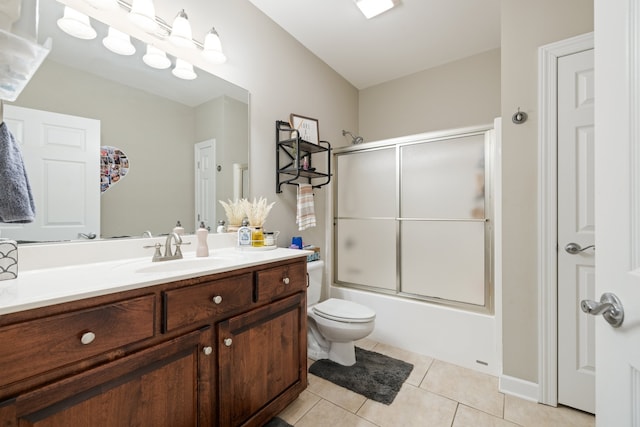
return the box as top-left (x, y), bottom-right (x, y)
top-left (499, 375), bottom-right (539, 402)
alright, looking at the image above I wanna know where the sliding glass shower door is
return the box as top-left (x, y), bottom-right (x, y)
top-left (334, 127), bottom-right (493, 312)
top-left (335, 147), bottom-right (397, 291)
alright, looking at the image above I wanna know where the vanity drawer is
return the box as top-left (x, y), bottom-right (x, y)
top-left (0, 294), bottom-right (156, 388)
top-left (255, 261), bottom-right (307, 305)
top-left (163, 272), bottom-right (253, 332)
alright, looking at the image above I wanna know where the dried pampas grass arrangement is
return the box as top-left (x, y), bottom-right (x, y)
top-left (219, 199), bottom-right (245, 226)
top-left (241, 197), bottom-right (275, 227)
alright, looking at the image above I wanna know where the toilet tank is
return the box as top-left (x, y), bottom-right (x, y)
top-left (306, 260), bottom-right (324, 306)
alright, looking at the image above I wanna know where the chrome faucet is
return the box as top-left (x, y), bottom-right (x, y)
top-left (143, 232), bottom-right (189, 262)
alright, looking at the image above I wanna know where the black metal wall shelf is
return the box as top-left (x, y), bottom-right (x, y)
top-left (276, 120), bottom-right (331, 193)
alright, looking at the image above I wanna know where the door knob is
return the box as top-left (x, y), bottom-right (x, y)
top-left (581, 292), bottom-right (624, 327)
top-left (565, 242), bottom-right (595, 254)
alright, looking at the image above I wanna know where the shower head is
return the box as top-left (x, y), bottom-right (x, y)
top-left (342, 130), bottom-right (364, 145)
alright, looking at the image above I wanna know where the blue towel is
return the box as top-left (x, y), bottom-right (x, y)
top-left (0, 122), bottom-right (35, 223)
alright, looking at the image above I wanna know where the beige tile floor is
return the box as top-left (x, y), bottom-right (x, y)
top-left (277, 339), bottom-right (595, 427)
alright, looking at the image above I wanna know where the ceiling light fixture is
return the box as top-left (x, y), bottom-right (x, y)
top-left (202, 27), bottom-right (227, 64)
top-left (169, 9), bottom-right (195, 49)
top-left (102, 26), bottom-right (136, 55)
top-left (57, 6), bottom-right (97, 40)
top-left (128, 0), bottom-right (158, 33)
top-left (355, 0), bottom-right (395, 19)
top-left (172, 58), bottom-right (197, 80)
top-left (142, 44), bottom-right (171, 69)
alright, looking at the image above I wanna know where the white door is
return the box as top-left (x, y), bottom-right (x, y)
top-left (557, 49), bottom-right (595, 414)
top-left (194, 139), bottom-right (216, 229)
top-left (1, 105), bottom-right (100, 241)
top-left (592, 0), bottom-right (640, 424)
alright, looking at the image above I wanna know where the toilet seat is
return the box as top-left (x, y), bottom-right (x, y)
top-left (312, 298), bottom-right (376, 323)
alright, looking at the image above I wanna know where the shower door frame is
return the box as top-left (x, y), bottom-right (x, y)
top-left (332, 124), bottom-right (496, 314)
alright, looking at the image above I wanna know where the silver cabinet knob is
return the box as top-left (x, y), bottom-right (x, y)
top-left (203, 346), bottom-right (213, 356)
top-left (565, 242), bottom-right (595, 254)
top-left (212, 295), bottom-right (223, 304)
top-left (223, 338), bottom-right (232, 347)
top-left (80, 331), bottom-right (96, 345)
top-left (283, 277), bottom-right (290, 285)
top-left (581, 292), bottom-right (624, 327)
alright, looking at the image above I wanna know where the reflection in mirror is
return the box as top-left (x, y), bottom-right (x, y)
top-left (0, 0), bottom-right (249, 243)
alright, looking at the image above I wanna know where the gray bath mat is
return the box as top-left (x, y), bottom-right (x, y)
top-left (309, 347), bottom-right (413, 405)
top-left (262, 417), bottom-right (293, 427)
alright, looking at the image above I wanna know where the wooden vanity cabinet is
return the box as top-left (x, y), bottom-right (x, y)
top-left (3, 327), bottom-right (214, 427)
top-left (0, 256), bottom-right (308, 427)
top-left (217, 259), bottom-right (307, 427)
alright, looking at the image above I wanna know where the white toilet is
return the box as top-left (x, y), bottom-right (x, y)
top-left (306, 260), bottom-right (376, 366)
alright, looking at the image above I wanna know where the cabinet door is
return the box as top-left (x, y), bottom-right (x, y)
top-left (7, 327), bottom-right (214, 427)
top-left (218, 293), bottom-right (307, 427)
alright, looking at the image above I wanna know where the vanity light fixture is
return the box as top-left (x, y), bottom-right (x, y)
top-left (172, 58), bottom-right (197, 80)
top-left (202, 27), bottom-right (227, 64)
top-left (57, 6), bottom-right (97, 40)
top-left (355, 0), bottom-right (395, 19)
top-left (102, 26), bottom-right (136, 55)
top-left (168, 9), bottom-right (195, 49)
top-left (142, 44), bottom-right (171, 69)
top-left (127, 0), bottom-right (158, 33)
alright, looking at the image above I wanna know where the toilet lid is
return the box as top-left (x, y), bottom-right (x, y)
top-left (312, 298), bottom-right (376, 323)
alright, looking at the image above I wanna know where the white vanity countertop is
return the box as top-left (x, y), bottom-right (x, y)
top-left (0, 247), bottom-right (309, 316)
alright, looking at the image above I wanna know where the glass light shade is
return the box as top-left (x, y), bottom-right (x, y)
top-left (128, 0), bottom-right (158, 33)
top-left (142, 45), bottom-right (170, 69)
top-left (172, 58), bottom-right (197, 80)
top-left (85, 0), bottom-right (119, 11)
top-left (169, 10), bottom-right (195, 48)
top-left (355, 0), bottom-right (395, 19)
top-left (102, 27), bottom-right (136, 56)
top-left (57, 6), bottom-right (97, 40)
top-left (202, 28), bottom-right (227, 64)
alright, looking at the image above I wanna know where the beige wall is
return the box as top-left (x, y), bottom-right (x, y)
top-left (359, 49), bottom-right (501, 141)
top-left (500, 0), bottom-right (593, 382)
top-left (192, 0), bottom-right (359, 251)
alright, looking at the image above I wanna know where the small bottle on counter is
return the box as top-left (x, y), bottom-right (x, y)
top-left (238, 219), bottom-right (251, 246)
top-left (196, 222), bottom-right (209, 257)
top-left (251, 227), bottom-right (264, 247)
top-left (216, 220), bottom-right (227, 233)
top-left (173, 220), bottom-right (185, 236)
top-left (264, 231), bottom-right (276, 246)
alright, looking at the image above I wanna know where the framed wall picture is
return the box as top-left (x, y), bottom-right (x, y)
top-left (290, 114), bottom-right (319, 144)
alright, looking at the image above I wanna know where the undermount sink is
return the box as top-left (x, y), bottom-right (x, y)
top-left (134, 255), bottom-right (237, 274)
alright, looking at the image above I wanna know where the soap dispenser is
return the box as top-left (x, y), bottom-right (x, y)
top-left (173, 220), bottom-right (185, 236)
top-left (196, 222), bottom-right (209, 257)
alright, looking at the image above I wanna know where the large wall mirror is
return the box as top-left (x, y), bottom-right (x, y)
top-left (1, 0), bottom-right (249, 243)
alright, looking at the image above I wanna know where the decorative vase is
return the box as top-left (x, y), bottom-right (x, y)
top-left (0, 238), bottom-right (18, 281)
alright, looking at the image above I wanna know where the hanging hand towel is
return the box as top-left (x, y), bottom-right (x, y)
top-left (296, 183), bottom-right (316, 231)
top-left (0, 122), bottom-right (35, 223)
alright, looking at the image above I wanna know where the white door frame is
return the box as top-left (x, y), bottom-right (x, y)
top-left (538, 32), bottom-right (594, 406)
